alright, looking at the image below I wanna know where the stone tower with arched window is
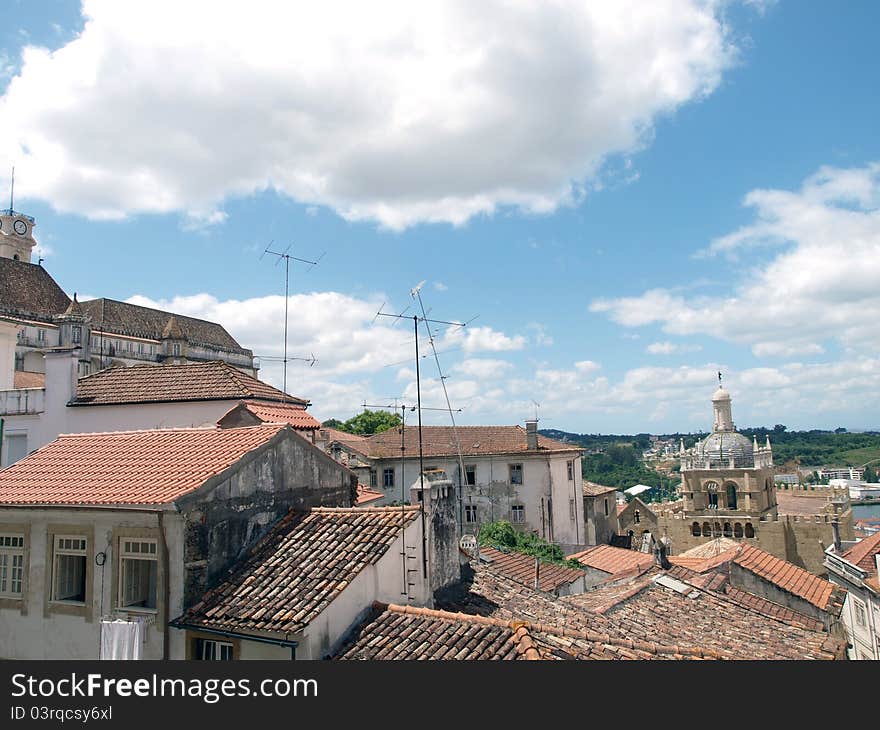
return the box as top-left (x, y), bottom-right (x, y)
top-left (679, 385), bottom-right (777, 531)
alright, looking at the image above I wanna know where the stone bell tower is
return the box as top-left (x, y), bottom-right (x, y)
top-left (0, 209), bottom-right (37, 263)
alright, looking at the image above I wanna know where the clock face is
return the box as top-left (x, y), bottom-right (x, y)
top-left (13, 219), bottom-right (27, 235)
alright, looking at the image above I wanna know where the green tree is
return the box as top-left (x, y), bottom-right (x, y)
top-left (337, 409), bottom-right (402, 436)
top-left (864, 465), bottom-right (878, 483)
top-left (321, 418), bottom-right (344, 429)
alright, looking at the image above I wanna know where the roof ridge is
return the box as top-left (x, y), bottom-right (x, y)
top-left (55, 423), bottom-right (286, 439)
top-left (311, 505), bottom-right (421, 514)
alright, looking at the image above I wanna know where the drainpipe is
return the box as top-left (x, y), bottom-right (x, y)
top-left (158, 511), bottom-right (170, 660)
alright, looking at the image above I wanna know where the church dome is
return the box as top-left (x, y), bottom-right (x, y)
top-left (712, 386), bottom-right (731, 402)
top-left (696, 430), bottom-right (754, 468)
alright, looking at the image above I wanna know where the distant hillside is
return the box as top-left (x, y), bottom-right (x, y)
top-left (541, 427), bottom-right (880, 470)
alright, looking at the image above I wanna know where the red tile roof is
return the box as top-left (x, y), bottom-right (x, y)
top-left (174, 506), bottom-right (421, 636)
top-left (732, 544), bottom-right (837, 612)
top-left (334, 602), bottom-right (716, 660)
top-left (477, 546), bottom-right (585, 593)
top-left (239, 401), bottom-right (321, 430)
top-left (0, 424), bottom-right (286, 505)
top-left (841, 531), bottom-right (880, 577)
top-left (355, 484), bottom-right (383, 506)
top-left (71, 361), bottom-right (308, 407)
top-left (13, 371), bottom-right (44, 389)
top-left (583, 481), bottom-right (618, 497)
top-left (567, 545), bottom-right (655, 577)
top-left (349, 425), bottom-right (581, 459)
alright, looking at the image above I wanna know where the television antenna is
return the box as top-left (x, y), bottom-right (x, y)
top-left (260, 241), bottom-right (325, 401)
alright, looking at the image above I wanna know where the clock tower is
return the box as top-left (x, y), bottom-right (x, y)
top-left (0, 209), bottom-right (37, 263)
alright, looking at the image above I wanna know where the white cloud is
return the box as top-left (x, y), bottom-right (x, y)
top-left (442, 325), bottom-right (526, 353)
top-left (1, 0), bottom-right (742, 229)
top-left (452, 358), bottom-right (513, 380)
top-left (432, 281), bottom-right (448, 292)
top-left (647, 341), bottom-right (703, 355)
top-left (591, 163), bottom-right (880, 357)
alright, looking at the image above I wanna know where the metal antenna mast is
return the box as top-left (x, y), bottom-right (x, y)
top-left (260, 242), bottom-right (324, 401)
top-left (374, 290), bottom-right (468, 579)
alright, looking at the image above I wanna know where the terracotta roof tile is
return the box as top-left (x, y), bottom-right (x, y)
top-left (0, 258), bottom-right (70, 322)
top-left (350, 425), bottom-right (581, 459)
top-left (0, 424), bottom-right (286, 505)
top-left (583, 481), bottom-right (619, 497)
top-left (438, 561), bottom-right (843, 660)
top-left (355, 484), bottom-right (383, 506)
top-left (841, 531), bottom-right (880, 577)
top-left (71, 361), bottom-right (308, 407)
top-left (733, 544), bottom-right (836, 611)
top-left (13, 371), bottom-right (44, 389)
top-left (239, 401), bottom-right (321, 430)
top-left (567, 545), bottom-right (655, 577)
top-left (174, 506), bottom-right (421, 636)
top-left (79, 297), bottom-right (247, 353)
top-left (477, 546), bottom-right (585, 593)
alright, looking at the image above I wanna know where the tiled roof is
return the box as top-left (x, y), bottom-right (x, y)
top-left (440, 561), bottom-right (844, 660)
top-left (841, 531), bottom-right (880, 577)
top-left (333, 602), bottom-right (712, 660)
top-left (239, 401), bottom-right (321, 430)
top-left (0, 258), bottom-right (70, 322)
top-left (13, 371), bottom-right (44, 389)
top-left (355, 484), bottom-right (383, 506)
top-left (567, 545), bottom-right (655, 577)
top-left (583, 481), bottom-right (618, 497)
top-left (476, 546), bottom-right (585, 593)
top-left (350, 425), bottom-right (581, 460)
top-left (79, 297), bottom-right (248, 353)
top-left (174, 506), bottom-right (421, 637)
top-left (0, 424), bottom-right (286, 505)
top-left (732, 544), bottom-right (837, 611)
top-left (71, 361), bottom-right (308, 407)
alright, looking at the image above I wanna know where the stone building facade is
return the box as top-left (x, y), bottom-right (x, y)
top-left (618, 384), bottom-right (854, 575)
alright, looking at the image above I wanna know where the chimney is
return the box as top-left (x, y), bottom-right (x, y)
top-left (525, 419), bottom-right (538, 450)
top-left (654, 535), bottom-right (672, 570)
top-left (0, 321), bottom-right (18, 391)
top-left (410, 469), bottom-right (461, 600)
top-left (43, 347), bottom-right (79, 407)
top-left (830, 516), bottom-right (841, 552)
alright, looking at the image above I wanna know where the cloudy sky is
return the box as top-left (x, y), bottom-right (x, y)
top-left (2, 1), bottom-right (879, 433)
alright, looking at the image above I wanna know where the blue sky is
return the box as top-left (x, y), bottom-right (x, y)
top-left (2, 1), bottom-right (880, 433)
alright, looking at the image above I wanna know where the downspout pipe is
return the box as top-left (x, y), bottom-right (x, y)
top-left (158, 511), bottom-right (170, 660)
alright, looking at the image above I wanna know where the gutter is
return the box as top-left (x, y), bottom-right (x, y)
top-left (167, 621), bottom-right (299, 650)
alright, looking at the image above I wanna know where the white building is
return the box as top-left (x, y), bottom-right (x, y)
top-left (0, 207), bottom-right (257, 378)
top-left (820, 466), bottom-right (865, 481)
top-left (0, 423), bottom-right (357, 659)
top-left (0, 342), bottom-right (318, 468)
top-left (326, 421), bottom-right (586, 550)
top-left (823, 531), bottom-right (880, 660)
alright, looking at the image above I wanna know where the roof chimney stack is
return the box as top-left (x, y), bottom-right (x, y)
top-left (525, 419), bottom-right (538, 450)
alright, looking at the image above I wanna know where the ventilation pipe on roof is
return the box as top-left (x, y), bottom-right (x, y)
top-left (525, 420), bottom-right (538, 450)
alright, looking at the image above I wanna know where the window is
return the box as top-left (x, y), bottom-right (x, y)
top-left (744, 523), bottom-right (755, 539)
top-left (0, 534), bottom-right (25, 598)
top-left (706, 480), bottom-right (719, 509)
top-left (723, 522), bottom-right (732, 538)
top-left (465, 505), bottom-right (477, 523)
top-left (702, 522), bottom-right (711, 537)
top-left (118, 539), bottom-right (158, 611)
top-left (369, 469), bottom-right (377, 488)
top-left (138, 342), bottom-right (144, 354)
top-left (465, 464), bottom-right (477, 486)
top-left (52, 536), bottom-right (87, 603)
top-left (172, 343), bottom-right (181, 356)
top-left (383, 468), bottom-right (395, 488)
top-left (37, 328), bottom-right (45, 343)
top-left (567, 460), bottom-right (574, 481)
top-left (692, 522), bottom-right (701, 537)
top-left (634, 510), bottom-right (640, 524)
top-left (511, 505), bottom-right (525, 523)
top-left (604, 498), bottom-right (609, 517)
top-left (569, 499), bottom-right (576, 520)
top-left (726, 483), bottom-right (738, 510)
top-left (71, 326), bottom-right (81, 344)
top-left (509, 464), bottom-right (523, 485)
top-left (4, 434), bottom-right (28, 467)
top-left (195, 638), bottom-right (233, 661)
top-left (854, 600), bottom-right (867, 628)
top-left (734, 522), bottom-right (744, 538)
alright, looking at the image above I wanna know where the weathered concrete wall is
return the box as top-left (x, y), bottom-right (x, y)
top-left (728, 562), bottom-right (825, 622)
top-left (583, 493), bottom-right (617, 545)
top-left (178, 430), bottom-right (355, 607)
